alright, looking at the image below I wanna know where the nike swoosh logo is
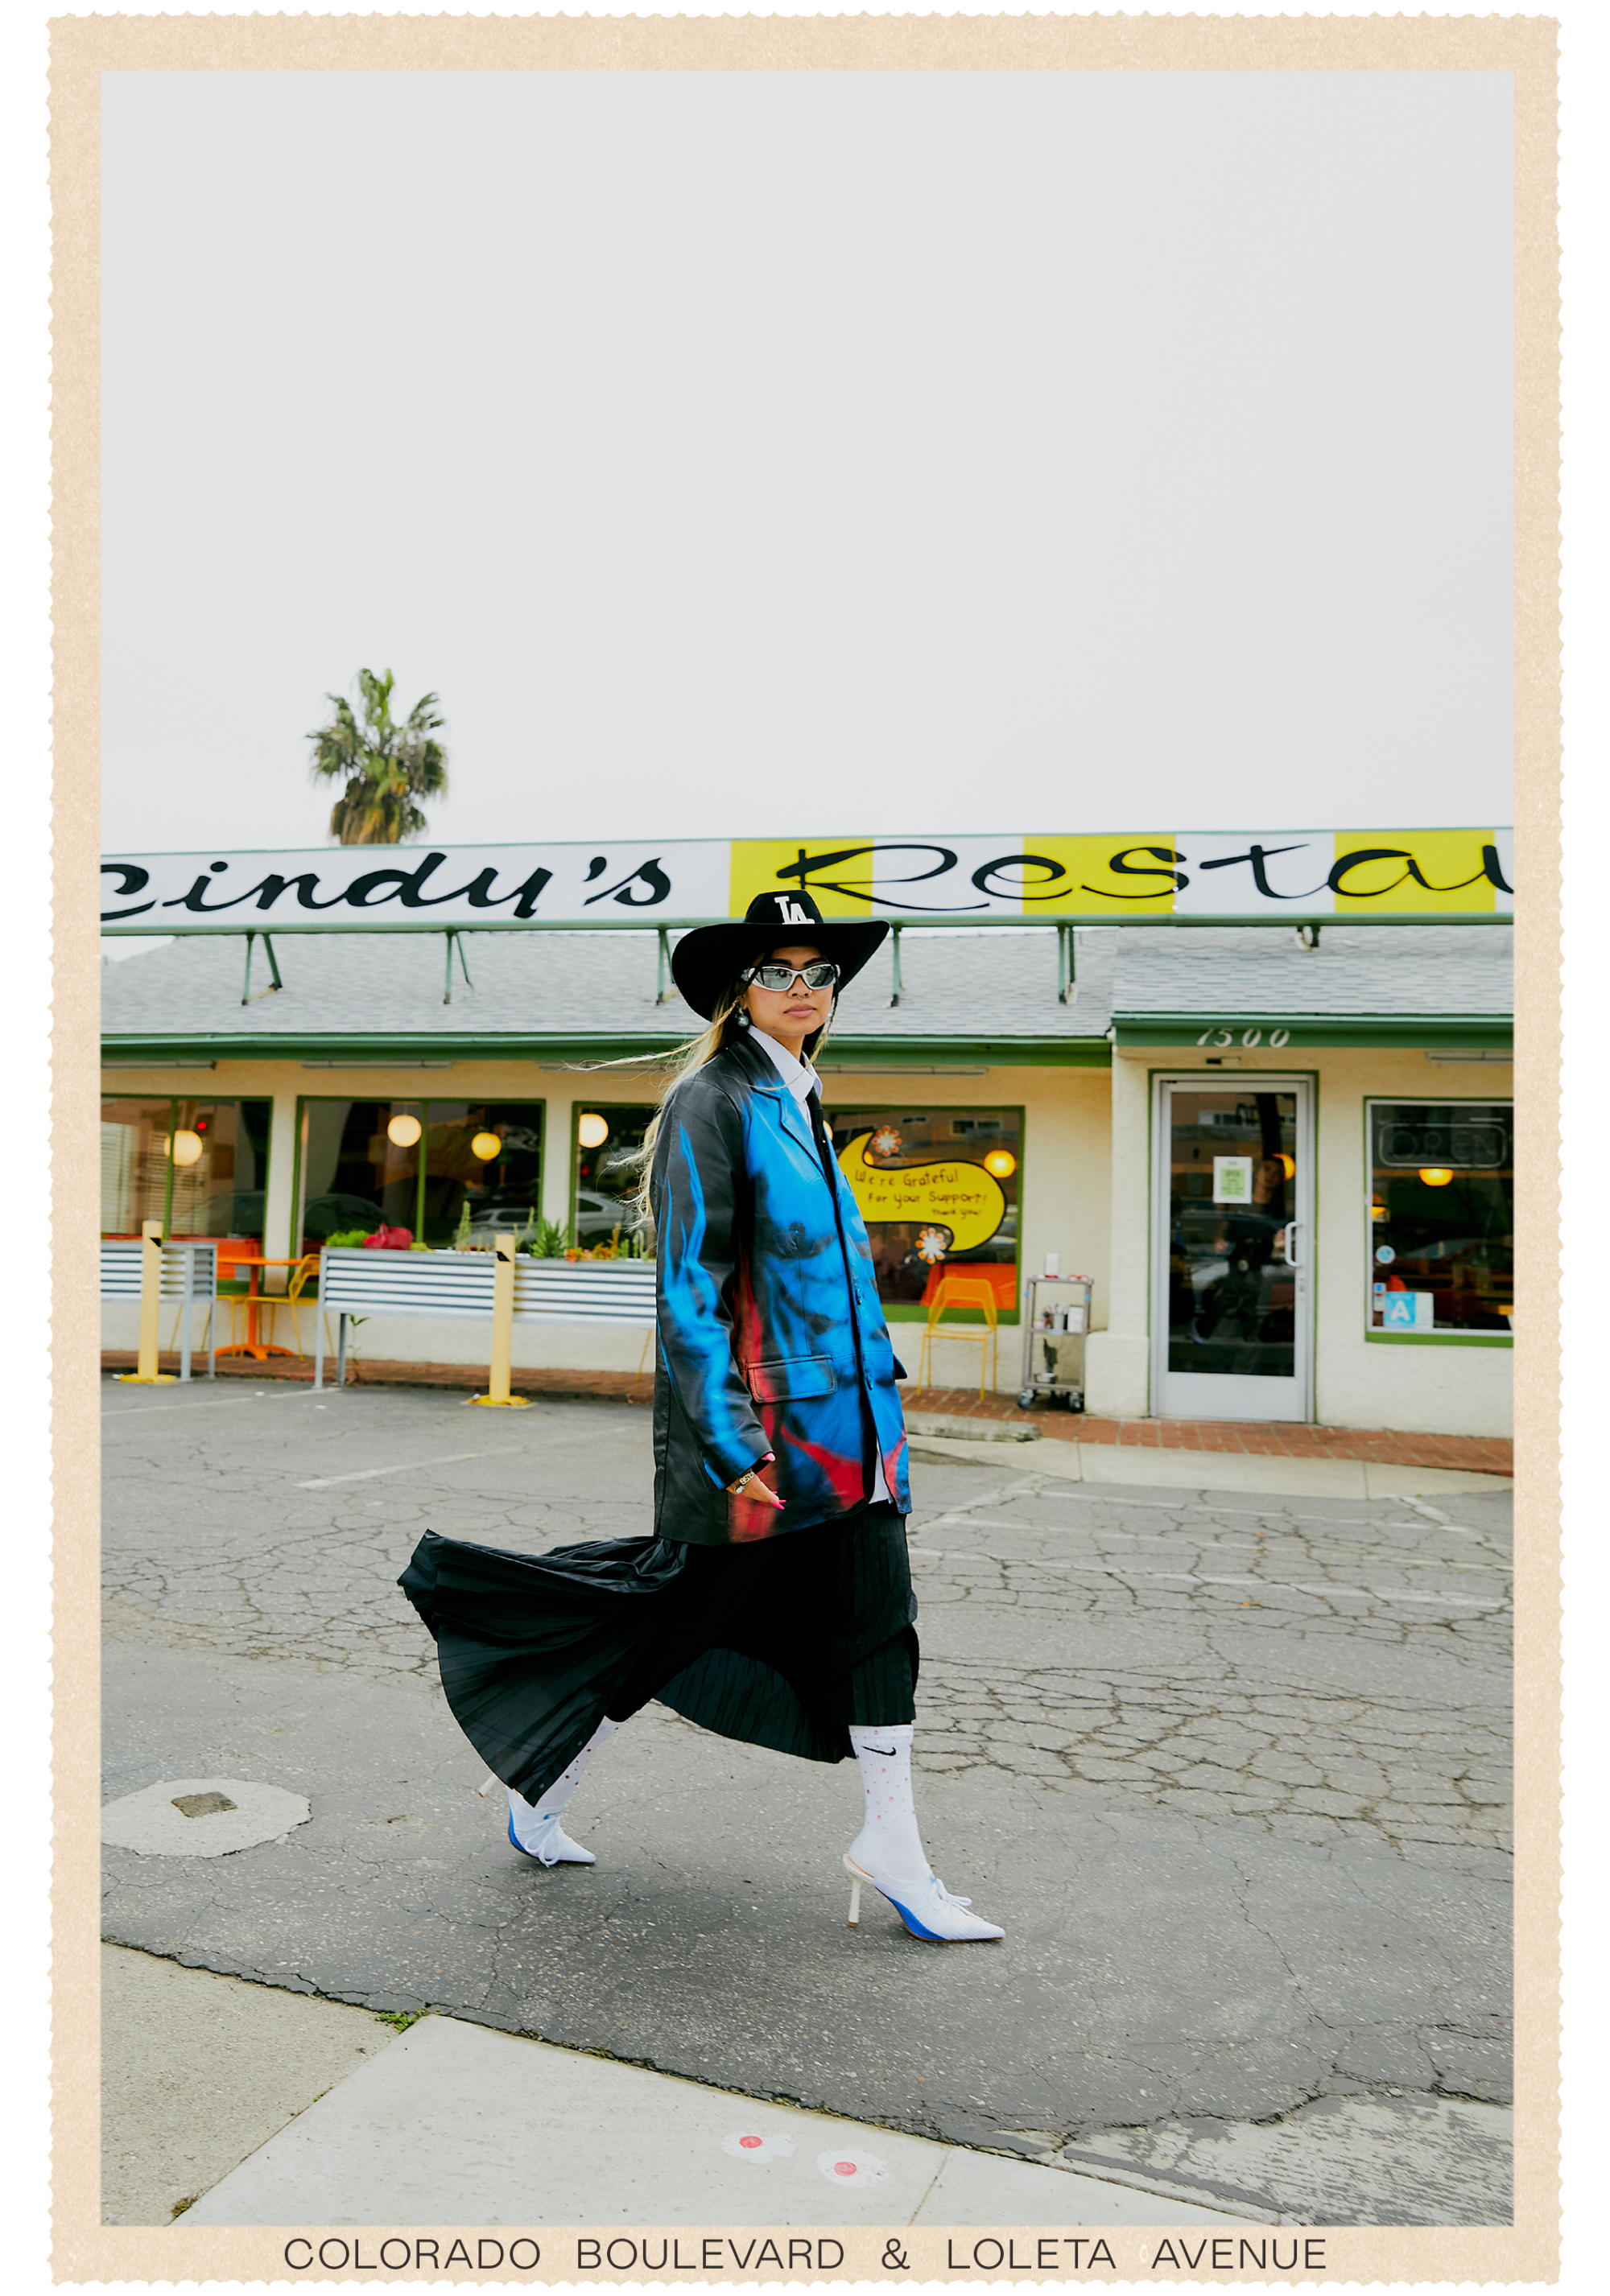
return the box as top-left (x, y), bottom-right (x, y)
top-left (863, 1743), bottom-right (898, 1758)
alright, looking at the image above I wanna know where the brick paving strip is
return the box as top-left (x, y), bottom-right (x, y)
top-left (101, 1351), bottom-right (1512, 1477)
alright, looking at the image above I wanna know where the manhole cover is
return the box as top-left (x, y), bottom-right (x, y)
top-left (171, 1791), bottom-right (237, 1819)
top-left (101, 1777), bottom-right (311, 1858)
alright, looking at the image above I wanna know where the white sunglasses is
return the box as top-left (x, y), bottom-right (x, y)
top-left (741, 961), bottom-right (840, 992)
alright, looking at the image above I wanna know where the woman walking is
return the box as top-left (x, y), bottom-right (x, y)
top-left (399, 889), bottom-right (1002, 1944)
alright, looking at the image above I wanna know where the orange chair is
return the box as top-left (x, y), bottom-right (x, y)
top-left (917, 1274), bottom-right (1000, 1399)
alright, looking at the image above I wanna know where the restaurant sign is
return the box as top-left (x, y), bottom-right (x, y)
top-left (102, 830), bottom-right (1514, 934)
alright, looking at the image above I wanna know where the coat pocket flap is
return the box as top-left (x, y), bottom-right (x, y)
top-left (742, 1353), bottom-right (838, 1404)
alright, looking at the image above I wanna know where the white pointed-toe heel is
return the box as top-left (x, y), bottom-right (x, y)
top-left (506, 1791), bottom-right (596, 1867)
top-left (843, 1861), bottom-right (968, 1924)
top-left (842, 1853), bottom-right (1003, 1942)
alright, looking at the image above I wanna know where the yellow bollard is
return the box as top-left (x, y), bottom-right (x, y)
top-left (470, 1234), bottom-right (531, 1408)
top-left (117, 1218), bottom-right (177, 1384)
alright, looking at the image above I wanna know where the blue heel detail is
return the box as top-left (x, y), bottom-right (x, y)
top-left (881, 1890), bottom-right (947, 1942)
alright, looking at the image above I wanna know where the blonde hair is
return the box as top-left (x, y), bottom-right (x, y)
top-left (606, 969), bottom-right (838, 1235)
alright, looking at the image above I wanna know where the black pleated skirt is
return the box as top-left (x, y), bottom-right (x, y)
top-left (398, 1504), bottom-right (919, 1804)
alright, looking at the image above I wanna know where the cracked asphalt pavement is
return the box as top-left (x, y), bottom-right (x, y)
top-left (101, 1381), bottom-right (1512, 2216)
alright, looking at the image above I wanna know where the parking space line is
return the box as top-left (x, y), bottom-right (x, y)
top-left (296, 1445), bottom-right (528, 1489)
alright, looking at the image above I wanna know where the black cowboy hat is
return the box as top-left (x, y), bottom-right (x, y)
top-left (671, 890), bottom-right (890, 1022)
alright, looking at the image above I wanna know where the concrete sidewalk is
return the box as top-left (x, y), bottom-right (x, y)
top-left (904, 1431), bottom-right (1510, 1498)
top-left (106, 1947), bottom-right (1509, 2231)
top-left (98, 1352), bottom-right (1513, 1478)
top-left (105, 1944), bottom-right (1241, 2228)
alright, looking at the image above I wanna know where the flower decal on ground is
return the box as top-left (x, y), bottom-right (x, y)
top-left (871, 1126), bottom-right (903, 1159)
top-left (722, 2129), bottom-right (797, 2163)
top-left (916, 1226), bottom-right (951, 1265)
top-left (816, 2147), bottom-right (890, 2188)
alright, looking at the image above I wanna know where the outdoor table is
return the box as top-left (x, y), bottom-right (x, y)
top-left (217, 1256), bottom-right (304, 1362)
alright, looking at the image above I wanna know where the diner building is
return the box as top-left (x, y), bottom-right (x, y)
top-left (101, 921), bottom-right (1513, 1436)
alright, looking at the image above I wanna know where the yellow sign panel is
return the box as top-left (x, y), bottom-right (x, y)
top-left (1021, 835), bottom-right (1182, 913)
top-left (729, 841), bottom-right (873, 916)
top-left (1329, 831), bottom-right (1501, 913)
top-left (729, 834), bottom-right (1510, 919)
top-left (836, 1132), bottom-right (1006, 1254)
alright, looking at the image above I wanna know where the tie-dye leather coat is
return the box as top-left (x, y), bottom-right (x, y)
top-left (650, 1028), bottom-right (910, 1544)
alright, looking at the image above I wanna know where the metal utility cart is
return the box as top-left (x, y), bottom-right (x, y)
top-left (1018, 1273), bottom-right (1093, 1411)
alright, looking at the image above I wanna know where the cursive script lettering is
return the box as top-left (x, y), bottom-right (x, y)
top-left (1197, 842), bottom-right (1316, 898)
top-left (583, 858), bottom-right (672, 908)
top-left (101, 862), bottom-right (155, 921)
top-left (774, 841), bottom-right (989, 913)
top-left (1084, 845), bottom-right (1187, 897)
top-left (970, 852), bottom-right (1069, 903)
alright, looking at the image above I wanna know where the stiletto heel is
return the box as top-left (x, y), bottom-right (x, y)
top-left (840, 1849), bottom-right (1003, 1943)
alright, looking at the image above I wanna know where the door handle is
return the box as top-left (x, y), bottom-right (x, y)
top-left (1282, 1219), bottom-right (1301, 1269)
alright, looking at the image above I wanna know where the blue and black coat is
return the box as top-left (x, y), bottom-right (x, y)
top-left (650, 1027), bottom-right (910, 1544)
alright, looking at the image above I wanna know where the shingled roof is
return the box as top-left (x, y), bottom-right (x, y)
top-left (1112, 923), bottom-right (1512, 1019)
top-left (101, 921), bottom-right (1511, 1062)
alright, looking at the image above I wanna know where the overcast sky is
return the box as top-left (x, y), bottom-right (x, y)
top-left (100, 68), bottom-right (1513, 855)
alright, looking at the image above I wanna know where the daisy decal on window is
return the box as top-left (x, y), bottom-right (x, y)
top-left (722, 2129), bottom-right (797, 2163)
top-left (916, 1226), bottom-right (951, 1265)
top-left (870, 1125), bottom-right (902, 1159)
top-left (816, 2147), bottom-right (890, 2188)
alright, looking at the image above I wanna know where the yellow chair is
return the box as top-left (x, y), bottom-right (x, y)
top-left (257, 1254), bottom-right (335, 1362)
top-left (164, 1299), bottom-right (216, 1361)
top-left (916, 1274), bottom-right (1000, 1399)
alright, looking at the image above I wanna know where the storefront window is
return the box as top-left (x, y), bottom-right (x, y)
top-left (421, 1104), bottom-right (544, 1245)
top-left (573, 1105), bottom-right (655, 1248)
top-left (297, 1099), bottom-right (543, 1248)
top-left (1367, 1101), bottom-right (1513, 1335)
top-left (101, 1097), bottom-right (271, 1243)
top-left (826, 1107), bottom-right (1022, 1317)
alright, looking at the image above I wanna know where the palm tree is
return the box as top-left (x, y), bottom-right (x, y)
top-left (308, 668), bottom-right (449, 845)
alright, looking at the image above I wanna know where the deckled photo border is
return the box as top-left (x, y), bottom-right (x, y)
top-left (52, 10), bottom-right (1560, 2286)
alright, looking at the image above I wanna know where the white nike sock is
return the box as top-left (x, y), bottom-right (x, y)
top-left (848, 1723), bottom-right (928, 1883)
top-left (510, 1717), bottom-right (620, 1833)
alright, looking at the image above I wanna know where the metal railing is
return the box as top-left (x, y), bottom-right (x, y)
top-left (313, 1245), bottom-right (656, 1393)
top-left (100, 1231), bottom-right (218, 1381)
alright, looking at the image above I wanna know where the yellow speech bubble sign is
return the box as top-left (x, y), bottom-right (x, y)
top-left (836, 1132), bottom-right (1007, 1255)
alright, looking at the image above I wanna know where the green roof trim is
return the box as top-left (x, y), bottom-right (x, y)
top-left (101, 1030), bottom-right (1113, 1069)
top-left (1111, 1012), bottom-right (1512, 1050)
top-left (821, 1037), bottom-right (1110, 1069)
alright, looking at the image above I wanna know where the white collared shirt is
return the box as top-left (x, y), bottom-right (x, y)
top-left (746, 1022), bottom-right (894, 1510)
top-left (748, 1022), bottom-right (818, 1105)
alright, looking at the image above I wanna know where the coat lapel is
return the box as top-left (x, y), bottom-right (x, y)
top-left (775, 1088), bottom-right (822, 1165)
top-left (730, 1031), bottom-right (833, 1195)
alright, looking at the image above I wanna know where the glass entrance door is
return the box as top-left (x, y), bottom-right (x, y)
top-left (1153, 1077), bottom-right (1313, 1421)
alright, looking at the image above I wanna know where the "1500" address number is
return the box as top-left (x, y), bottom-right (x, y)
top-left (1195, 1026), bottom-right (1292, 1048)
